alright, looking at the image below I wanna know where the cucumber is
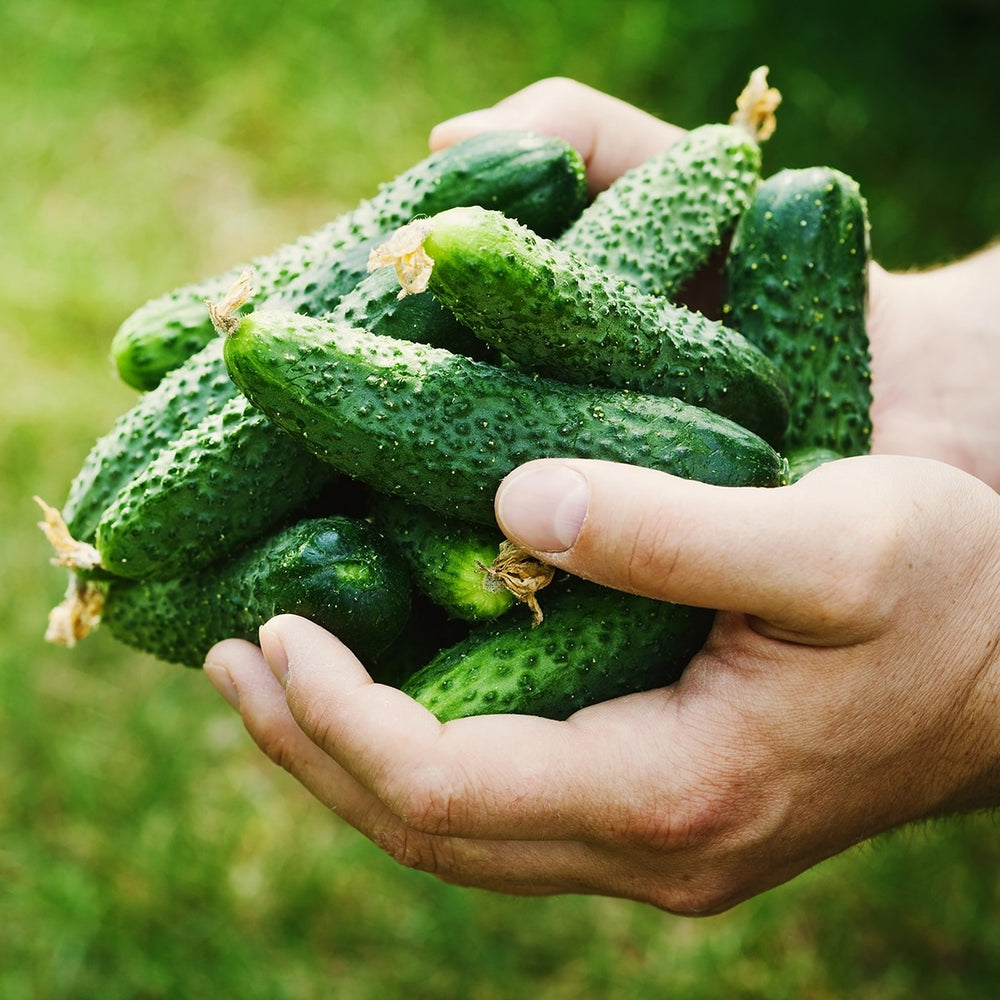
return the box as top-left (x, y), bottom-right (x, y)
top-left (723, 165), bottom-right (872, 456)
top-left (785, 446), bottom-right (842, 483)
top-left (556, 66), bottom-right (780, 299)
top-left (370, 494), bottom-right (515, 621)
top-left (73, 254), bottom-right (495, 582)
top-left (92, 393), bottom-right (342, 581)
top-left (402, 580), bottom-right (714, 721)
top-left (110, 130), bottom-right (588, 390)
top-left (96, 514), bottom-right (412, 668)
top-left (221, 308), bottom-right (788, 528)
top-left (60, 337), bottom-right (239, 547)
top-left (369, 205), bottom-right (789, 447)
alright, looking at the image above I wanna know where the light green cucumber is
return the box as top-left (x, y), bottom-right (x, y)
top-left (557, 66), bottom-right (780, 299)
top-left (371, 494), bottom-right (515, 621)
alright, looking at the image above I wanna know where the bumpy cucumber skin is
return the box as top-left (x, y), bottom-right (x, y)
top-left (558, 122), bottom-right (762, 299)
top-left (723, 166), bottom-right (872, 456)
top-left (61, 337), bottom-right (238, 546)
top-left (331, 265), bottom-right (497, 363)
top-left (371, 494), bottom-right (514, 621)
top-left (93, 392), bottom-right (341, 581)
top-left (110, 131), bottom-right (587, 390)
top-left (101, 515), bottom-right (412, 668)
top-left (402, 581), bottom-right (714, 721)
top-left (410, 206), bottom-right (788, 447)
top-left (223, 311), bottom-right (787, 527)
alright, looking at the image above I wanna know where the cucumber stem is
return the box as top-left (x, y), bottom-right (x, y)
top-left (730, 65), bottom-right (781, 142)
top-left (44, 573), bottom-right (106, 647)
top-left (35, 496), bottom-right (103, 572)
top-left (367, 220), bottom-right (435, 298)
top-left (207, 268), bottom-right (258, 334)
top-left (477, 540), bottom-right (556, 627)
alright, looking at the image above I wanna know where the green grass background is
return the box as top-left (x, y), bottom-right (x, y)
top-left (3, 1), bottom-right (1000, 996)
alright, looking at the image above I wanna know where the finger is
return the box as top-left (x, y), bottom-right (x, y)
top-left (429, 77), bottom-right (683, 195)
top-left (258, 614), bottom-right (690, 843)
top-left (494, 455), bottom-right (965, 641)
top-left (205, 637), bottom-right (400, 836)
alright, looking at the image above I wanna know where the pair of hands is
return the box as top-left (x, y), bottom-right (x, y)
top-left (205, 78), bottom-right (1000, 913)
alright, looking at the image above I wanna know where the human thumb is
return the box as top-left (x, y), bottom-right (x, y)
top-left (494, 456), bottom-right (901, 640)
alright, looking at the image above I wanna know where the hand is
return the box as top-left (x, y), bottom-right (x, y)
top-left (205, 454), bottom-right (1000, 914)
top-left (432, 78), bottom-right (1000, 491)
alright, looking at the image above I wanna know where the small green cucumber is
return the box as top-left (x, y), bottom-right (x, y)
top-left (221, 309), bottom-right (788, 527)
top-left (371, 205), bottom-right (789, 447)
top-left (785, 446), bottom-right (843, 483)
top-left (370, 494), bottom-right (515, 621)
top-left (87, 259), bottom-right (501, 582)
top-left (723, 165), bottom-right (872, 456)
top-left (99, 514), bottom-right (412, 668)
top-left (557, 67), bottom-right (780, 299)
top-left (402, 581), bottom-right (714, 721)
top-left (110, 130), bottom-right (588, 390)
top-left (60, 337), bottom-right (239, 547)
top-left (93, 392), bottom-right (342, 581)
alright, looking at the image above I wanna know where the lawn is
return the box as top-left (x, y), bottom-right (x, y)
top-left (3, 1), bottom-right (1000, 997)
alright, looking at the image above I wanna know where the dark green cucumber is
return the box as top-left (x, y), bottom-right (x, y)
top-left (222, 309), bottom-right (788, 527)
top-left (371, 205), bottom-right (789, 447)
top-left (402, 580), bottom-right (714, 721)
top-left (93, 393), bottom-right (342, 581)
top-left (61, 337), bottom-right (239, 547)
top-left (110, 130), bottom-right (587, 390)
top-left (723, 165), bottom-right (872, 456)
top-left (99, 515), bottom-right (412, 668)
top-left (371, 494), bottom-right (514, 621)
top-left (331, 265), bottom-right (497, 363)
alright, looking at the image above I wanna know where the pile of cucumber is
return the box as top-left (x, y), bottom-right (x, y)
top-left (38, 68), bottom-right (873, 721)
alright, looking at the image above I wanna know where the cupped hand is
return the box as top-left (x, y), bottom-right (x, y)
top-left (206, 454), bottom-right (1000, 914)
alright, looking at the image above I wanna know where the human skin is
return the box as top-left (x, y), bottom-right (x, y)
top-left (204, 79), bottom-right (1000, 914)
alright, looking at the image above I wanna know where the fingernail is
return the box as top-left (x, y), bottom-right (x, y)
top-left (495, 461), bottom-right (589, 552)
top-left (204, 660), bottom-right (241, 710)
top-left (259, 621), bottom-right (289, 687)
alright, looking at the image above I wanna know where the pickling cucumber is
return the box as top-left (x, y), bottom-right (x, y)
top-left (557, 65), bottom-right (780, 299)
top-left (370, 494), bottom-right (515, 622)
top-left (220, 308), bottom-right (788, 528)
top-left (98, 514), bottom-right (412, 668)
top-left (369, 205), bottom-right (789, 447)
top-left (92, 393), bottom-right (342, 581)
top-left (110, 130), bottom-right (588, 390)
top-left (402, 580), bottom-right (714, 721)
top-left (60, 337), bottom-right (239, 547)
top-left (723, 165), bottom-right (872, 456)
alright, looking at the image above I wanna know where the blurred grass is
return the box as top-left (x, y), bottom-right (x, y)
top-left (2, 0), bottom-right (1000, 997)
